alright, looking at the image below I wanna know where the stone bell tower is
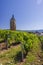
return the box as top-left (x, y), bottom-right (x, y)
top-left (10, 15), bottom-right (16, 30)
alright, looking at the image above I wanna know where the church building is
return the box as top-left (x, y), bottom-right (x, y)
top-left (10, 15), bottom-right (16, 30)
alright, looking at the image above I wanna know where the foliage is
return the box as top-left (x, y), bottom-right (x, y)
top-left (39, 36), bottom-right (43, 43)
top-left (0, 45), bottom-right (21, 65)
top-left (0, 30), bottom-right (40, 52)
top-left (23, 52), bottom-right (37, 65)
top-left (39, 36), bottom-right (43, 50)
top-left (0, 30), bottom-right (41, 65)
top-left (23, 33), bottom-right (40, 53)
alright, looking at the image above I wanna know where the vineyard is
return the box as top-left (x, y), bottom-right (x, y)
top-left (0, 30), bottom-right (43, 65)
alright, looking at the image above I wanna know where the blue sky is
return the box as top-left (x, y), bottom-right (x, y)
top-left (0, 0), bottom-right (43, 30)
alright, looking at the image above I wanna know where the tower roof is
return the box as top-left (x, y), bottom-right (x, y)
top-left (11, 15), bottom-right (16, 21)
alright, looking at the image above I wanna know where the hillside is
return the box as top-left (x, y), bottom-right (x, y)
top-left (0, 30), bottom-right (43, 65)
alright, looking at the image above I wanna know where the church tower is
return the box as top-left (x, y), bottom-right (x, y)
top-left (10, 15), bottom-right (16, 30)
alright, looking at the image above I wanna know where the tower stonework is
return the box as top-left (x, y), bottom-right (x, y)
top-left (10, 15), bottom-right (16, 30)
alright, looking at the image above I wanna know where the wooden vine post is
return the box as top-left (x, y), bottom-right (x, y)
top-left (21, 42), bottom-right (24, 62)
top-left (5, 33), bottom-right (10, 49)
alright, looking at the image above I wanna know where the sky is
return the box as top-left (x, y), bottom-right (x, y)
top-left (0, 0), bottom-right (43, 30)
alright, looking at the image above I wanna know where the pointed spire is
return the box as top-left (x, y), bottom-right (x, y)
top-left (11, 14), bottom-right (15, 21)
top-left (12, 14), bottom-right (14, 19)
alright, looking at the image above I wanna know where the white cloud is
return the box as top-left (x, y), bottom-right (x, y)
top-left (37, 0), bottom-right (42, 5)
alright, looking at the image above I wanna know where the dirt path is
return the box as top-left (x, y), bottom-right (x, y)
top-left (0, 43), bottom-right (21, 54)
top-left (17, 59), bottom-right (26, 65)
top-left (0, 42), bottom-right (26, 65)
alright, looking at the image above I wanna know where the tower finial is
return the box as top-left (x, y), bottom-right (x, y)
top-left (12, 14), bottom-right (14, 18)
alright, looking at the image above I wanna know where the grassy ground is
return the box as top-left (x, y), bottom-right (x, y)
top-left (0, 43), bottom-right (43, 65)
top-left (0, 30), bottom-right (43, 65)
top-left (0, 44), bottom-right (21, 65)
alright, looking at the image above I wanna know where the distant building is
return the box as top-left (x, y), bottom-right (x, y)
top-left (40, 32), bottom-right (43, 36)
top-left (10, 15), bottom-right (16, 30)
